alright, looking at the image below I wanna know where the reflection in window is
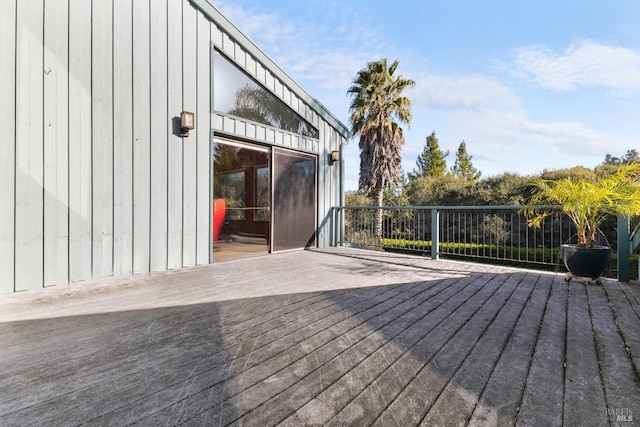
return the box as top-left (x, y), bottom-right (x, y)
top-left (256, 167), bottom-right (270, 221)
top-left (213, 50), bottom-right (319, 139)
top-left (216, 171), bottom-right (245, 221)
top-left (214, 143), bottom-right (270, 225)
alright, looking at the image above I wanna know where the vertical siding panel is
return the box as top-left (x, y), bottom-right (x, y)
top-left (149, 0), bottom-right (168, 272)
top-left (43, 0), bottom-right (69, 286)
top-left (181, 2), bottom-right (197, 267)
top-left (132, 0), bottom-right (151, 273)
top-left (167, 0), bottom-right (182, 269)
top-left (0, 0), bottom-right (16, 292)
top-left (15, 0), bottom-right (44, 291)
top-left (317, 124), bottom-right (326, 248)
top-left (330, 127), bottom-right (339, 247)
top-left (196, 12), bottom-right (210, 265)
top-left (68, 0), bottom-right (92, 282)
top-left (92, 0), bottom-right (114, 278)
top-left (112, 0), bottom-right (133, 276)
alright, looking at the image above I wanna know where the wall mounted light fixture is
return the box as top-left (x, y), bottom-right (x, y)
top-left (330, 150), bottom-right (340, 164)
top-left (180, 111), bottom-right (195, 137)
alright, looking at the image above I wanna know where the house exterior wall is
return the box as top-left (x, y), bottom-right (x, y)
top-left (0, 0), bottom-right (349, 293)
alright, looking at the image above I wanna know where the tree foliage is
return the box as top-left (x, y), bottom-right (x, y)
top-left (451, 140), bottom-right (481, 182)
top-left (411, 131), bottom-right (449, 179)
top-left (407, 174), bottom-right (477, 206)
top-left (604, 149), bottom-right (639, 165)
top-left (348, 58), bottom-right (414, 194)
top-left (345, 190), bottom-right (373, 207)
top-left (476, 173), bottom-right (531, 205)
top-left (540, 166), bottom-right (596, 182)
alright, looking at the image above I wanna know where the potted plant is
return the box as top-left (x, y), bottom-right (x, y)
top-left (524, 163), bottom-right (640, 281)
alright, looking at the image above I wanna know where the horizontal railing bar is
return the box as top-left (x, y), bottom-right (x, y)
top-left (335, 205), bottom-right (559, 211)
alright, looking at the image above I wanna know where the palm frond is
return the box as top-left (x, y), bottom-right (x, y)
top-left (523, 162), bottom-right (640, 247)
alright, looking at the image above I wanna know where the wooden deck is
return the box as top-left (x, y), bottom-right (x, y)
top-left (1, 247), bottom-right (639, 426)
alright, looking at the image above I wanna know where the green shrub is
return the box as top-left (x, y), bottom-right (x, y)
top-left (377, 238), bottom-right (638, 280)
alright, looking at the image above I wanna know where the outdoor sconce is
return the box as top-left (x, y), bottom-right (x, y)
top-left (180, 111), bottom-right (195, 137)
top-left (330, 150), bottom-right (340, 164)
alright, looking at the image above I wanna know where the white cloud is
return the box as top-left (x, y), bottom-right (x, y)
top-left (508, 40), bottom-right (640, 92)
top-left (437, 108), bottom-right (637, 174)
top-left (411, 74), bottom-right (521, 112)
top-left (214, 0), bottom-right (390, 93)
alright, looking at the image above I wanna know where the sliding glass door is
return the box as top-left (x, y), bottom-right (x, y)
top-left (212, 140), bottom-right (317, 260)
top-left (213, 141), bottom-right (270, 261)
top-left (272, 148), bottom-right (317, 252)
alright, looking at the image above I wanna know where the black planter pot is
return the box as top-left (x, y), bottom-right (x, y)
top-left (561, 244), bottom-right (611, 279)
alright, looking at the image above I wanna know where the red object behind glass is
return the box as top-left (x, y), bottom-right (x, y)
top-left (213, 199), bottom-right (226, 242)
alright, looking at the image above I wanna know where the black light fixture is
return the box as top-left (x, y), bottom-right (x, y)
top-left (180, 111), bottom-right (195, 137)
top-left (330, 150), bottom-right (340, 164)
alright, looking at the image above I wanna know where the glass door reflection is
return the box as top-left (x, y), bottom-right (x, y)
top-left (213, 141), bottom-right (270, 261)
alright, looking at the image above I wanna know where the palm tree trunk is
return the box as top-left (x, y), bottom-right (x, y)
top-left (374, 186), bottom-right (383, 239)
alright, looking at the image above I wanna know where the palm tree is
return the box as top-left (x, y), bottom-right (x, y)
top-left (525, 162), bottom-right (640, 247)
top-left (348, 58), bottom-right (414, 238)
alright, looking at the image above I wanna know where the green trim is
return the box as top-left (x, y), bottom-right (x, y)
top-left (189, 0), bottom-right (350, 139)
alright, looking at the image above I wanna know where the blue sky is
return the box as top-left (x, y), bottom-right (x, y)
top-left (214, 0), bottom-right (640, 191)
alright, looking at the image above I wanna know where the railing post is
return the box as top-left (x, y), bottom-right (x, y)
top-left (330, 207), bottom-right (336, 246)
top-left (339, 206), bottom-right (345, 247)
top-left (331, 207), bottom-right (342, 247)
top-left (617, 214), bottom-right (630, 282)
top-left (431, 208), bottom-right (439, 260)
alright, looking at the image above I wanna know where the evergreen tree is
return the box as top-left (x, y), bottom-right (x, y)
top-left (451, 140), bottom-right (481, 182)
top-left (411, 131), bottom-right (448, 179)
top-left (604, 149), bottom-right (639, 165)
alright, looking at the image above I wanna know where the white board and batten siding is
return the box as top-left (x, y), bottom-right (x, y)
top-left (113, 0), bottom-right (134, 277)
top-left (1, 0), bottom-right (348, 293)
top-left (196, 13), bottom-right (212, 266)
top-left (15, 0), bottom-right (45, 292)
top-left (44, 0), bottom-right (70, 288)
top-left (0, 0), bottom-right (17, 293)
top-left (150, 0), bottom-right (169, 272)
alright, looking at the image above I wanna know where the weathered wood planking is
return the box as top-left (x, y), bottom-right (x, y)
top-left (2, 249), bottom-right (637, 425)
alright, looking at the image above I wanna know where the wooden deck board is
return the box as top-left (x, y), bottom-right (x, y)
top-left (0, 247), bottom-right (639, 426)
top-left (421, 272), bottom-right (537, 426)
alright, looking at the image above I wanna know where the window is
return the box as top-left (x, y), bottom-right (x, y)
top-left (213, 50), bottom-right (319, 139)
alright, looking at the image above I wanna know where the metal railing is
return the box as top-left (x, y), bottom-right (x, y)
top-left (330, 206), bottom-right (636, 281)
top-left (631, 221), bottom-right (640, 255)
